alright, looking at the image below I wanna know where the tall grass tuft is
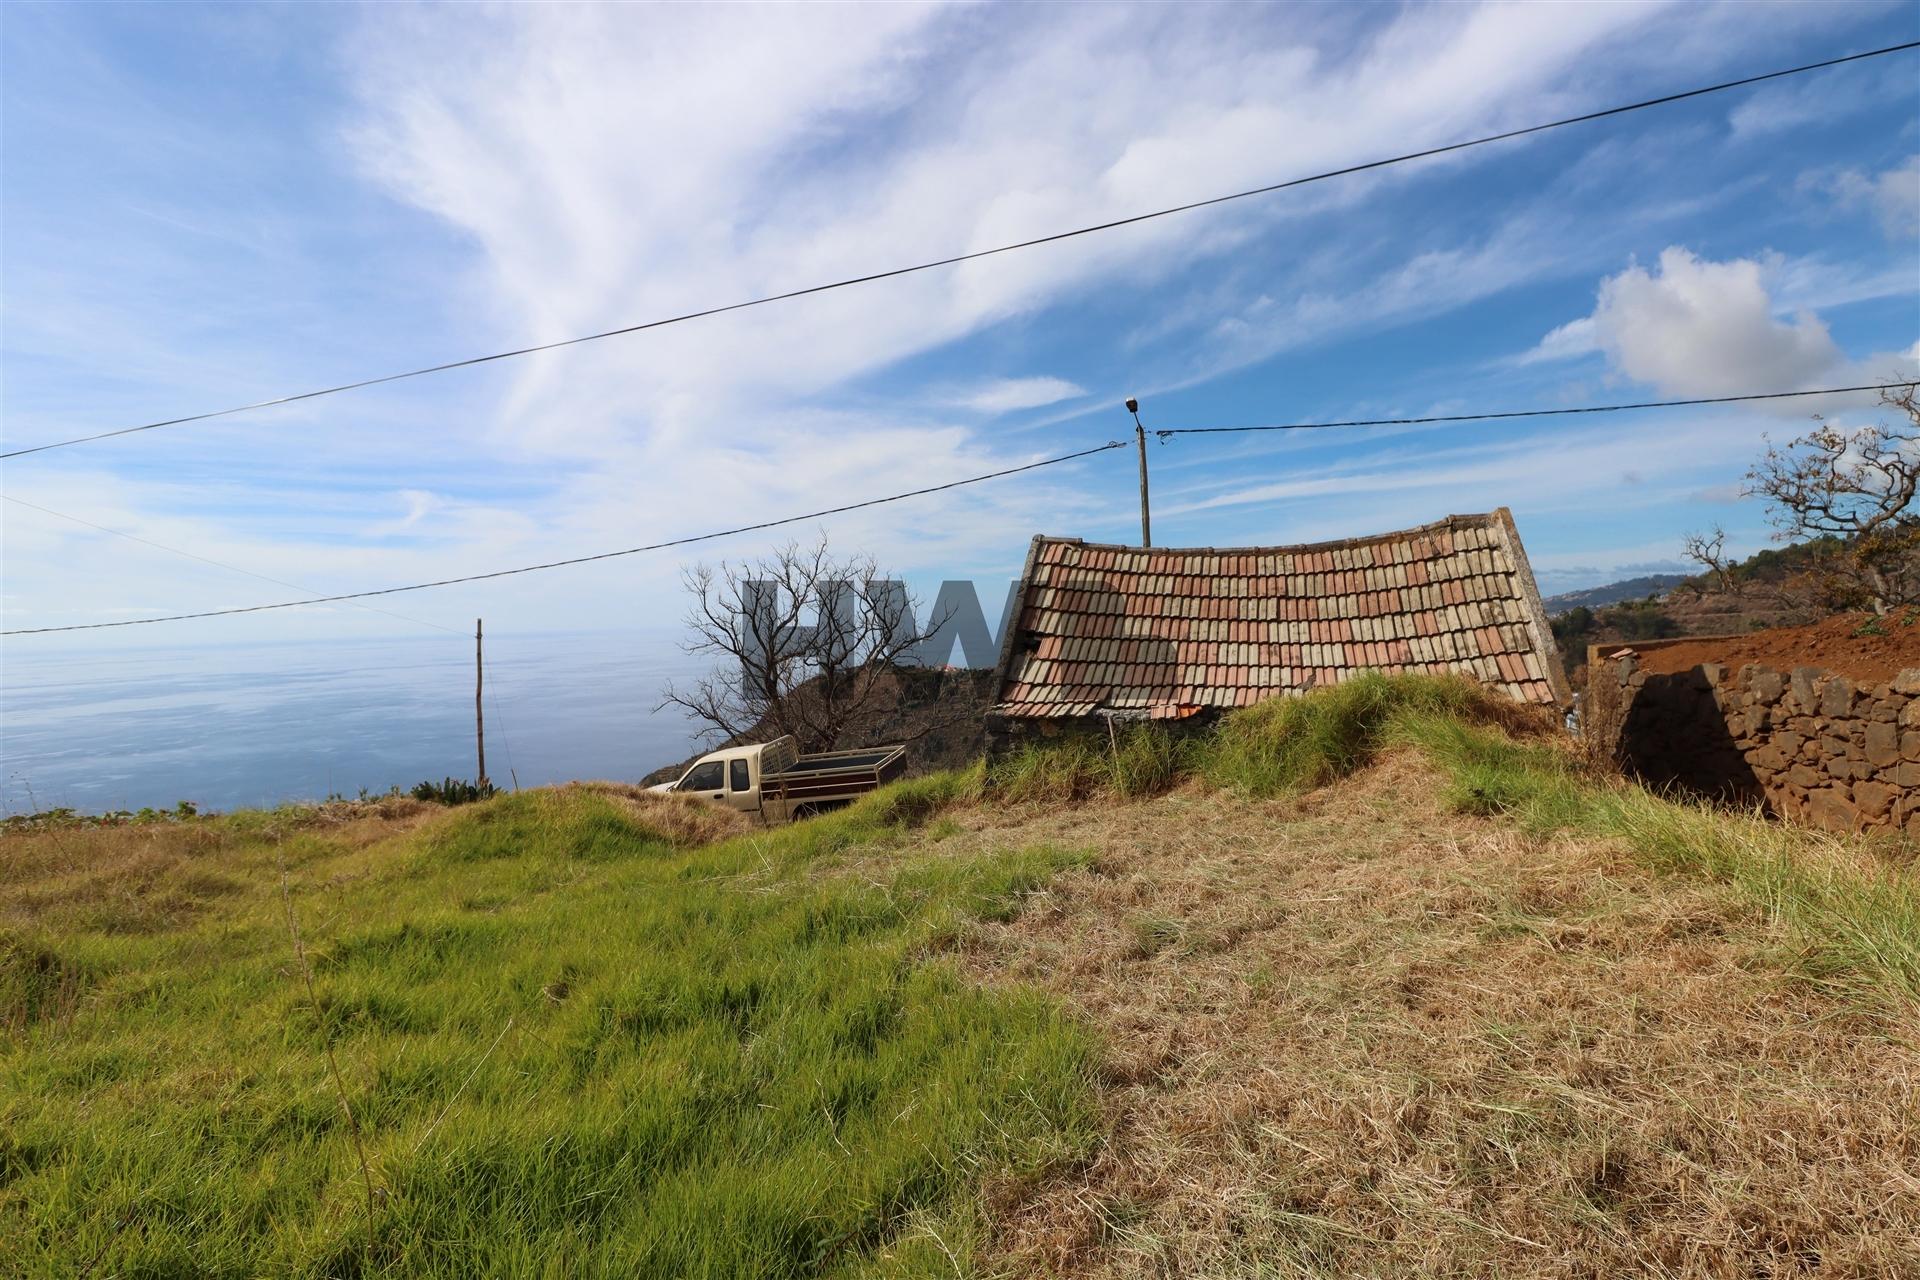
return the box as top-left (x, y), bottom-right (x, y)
top-left (1199, 672), bottom-right (1506, 795)
top-left (989, 723), bottom-right (1195, 802)
top-left (982, 672), bottom-right (1918, 1002)
top-left (987, 674), bottom-right (1536, 803)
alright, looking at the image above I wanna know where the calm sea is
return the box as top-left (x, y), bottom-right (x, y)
top-left (0, 629), bottom-right (709, 815)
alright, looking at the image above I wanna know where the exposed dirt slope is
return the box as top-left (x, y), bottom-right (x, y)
top-left (1629, 610), bottom-right (1920, 682)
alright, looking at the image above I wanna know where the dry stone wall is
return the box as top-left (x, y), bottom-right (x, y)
top-left (1587, 645), bottom-right (1920, 835)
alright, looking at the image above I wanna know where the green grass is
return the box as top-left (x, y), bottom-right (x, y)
top-left (1, 784), bottom-right (1096, 1277)
top-left (10, 675), bottom-right (1916, 1276)
top-left (987, 672), bottom-right (1523, 802)
top-left (1198, 672), bottom-right (1513, 796)
top-left (1397, 711), bottom-right (1920, 1003)
top-left (987, 671), bottom-right (1920, 1003)
top-left (989, 723), bottom-right (1193, 802)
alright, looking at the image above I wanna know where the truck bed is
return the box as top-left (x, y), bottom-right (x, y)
top-left (782, 748), bottom-right (901, 775)
top-left (764, 744), bottom-right (907, 804)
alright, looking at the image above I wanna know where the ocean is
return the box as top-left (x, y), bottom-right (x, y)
top-left (0, 629), bottom-right (709, 815)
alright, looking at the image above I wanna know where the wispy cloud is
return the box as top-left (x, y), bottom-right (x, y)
top-left (957, 377), bottom-right (1088, 414)
top-left (1512, 316), bottom-right (1597, 366)
top-left (1801, 153), bottom-right (1920, 240)
top-left (1727, 57), bottom-right (1912, 138)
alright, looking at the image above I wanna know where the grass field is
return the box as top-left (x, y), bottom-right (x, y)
top-left (6, 676), bottom-right (1918, 1277)
top-left (2, 783), bottom-right (1096, 1276)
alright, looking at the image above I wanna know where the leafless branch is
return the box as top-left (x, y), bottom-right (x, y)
top-left (1735, 384), bottom-right (1919, 614)
top-left (657, 534), bottom-right (948, 751)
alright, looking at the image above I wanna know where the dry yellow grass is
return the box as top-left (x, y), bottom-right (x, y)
top-left (561, 781), bottom-right (758, 845)
top-left (0, 797), bottom-right (436, 937)
top-left (0, 787), bottom-right (750, 943)
top-left (923, 753), bottom-right (1920, 1278)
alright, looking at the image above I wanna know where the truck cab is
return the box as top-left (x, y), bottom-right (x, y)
top-left (658, 738), bottom-right (800, 815)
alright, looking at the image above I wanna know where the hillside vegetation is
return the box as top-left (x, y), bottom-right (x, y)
top-left (6, 677), bottom-right (1919, 1277)
top-left (1542, 574), bottom-right (1691, 613)
top-left (1548, 535), bottom-right (1919, 679)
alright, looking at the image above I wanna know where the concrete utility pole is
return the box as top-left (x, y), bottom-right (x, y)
top-left (1126, 397), bottom-right (1152, 547)
top-left (475, 618), bottom-right (488, 788)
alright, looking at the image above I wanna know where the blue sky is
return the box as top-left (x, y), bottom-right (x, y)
top-left (2, 1), bottom-right (1917, 657)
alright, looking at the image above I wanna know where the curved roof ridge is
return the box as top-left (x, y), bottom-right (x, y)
top-left (1033, 510), bottom-right (1505, 558)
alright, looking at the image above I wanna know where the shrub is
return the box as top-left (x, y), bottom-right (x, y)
top-left (409, 777), bottom-right (497, 806)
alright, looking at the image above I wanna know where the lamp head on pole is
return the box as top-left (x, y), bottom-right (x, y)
top-left (1124, 396), bottom-right (1139, 415)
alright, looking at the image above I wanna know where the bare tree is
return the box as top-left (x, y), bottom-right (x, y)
top-left (1685, 383), bottom-right (1919, 615)
top-left (1680, 526), bottom-right (1735, 595)
top-left (658, 536), bottom-right (953, 752)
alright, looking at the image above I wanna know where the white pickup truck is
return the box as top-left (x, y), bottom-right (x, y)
top-left (650, 735), bottom-right (907, 822)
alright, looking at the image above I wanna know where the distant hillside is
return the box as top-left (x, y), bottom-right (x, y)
top-left (1544, 574), bottom-right (1689, 613)
top-left (1547, 537), bottom-right (1893, 683)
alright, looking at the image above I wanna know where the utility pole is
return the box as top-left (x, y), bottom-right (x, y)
top-left (1126, 396), bottom-right (1152, 547)
top-left (475, 618), bottom-right (488, 789)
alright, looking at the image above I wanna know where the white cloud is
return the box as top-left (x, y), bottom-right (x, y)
top-left (958, 376), bottom-right (1087, 414)
top-left (1514, 247), bottom-right (1918, 414)
top-left (344, 0), bottom-right (1708, 431)
top-left (1590, 248), bottom-right (1839, 397)
top-left (1514, 315), bottom-right (1597, 365)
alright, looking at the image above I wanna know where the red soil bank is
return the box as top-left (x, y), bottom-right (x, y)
top-left (1627, 612), bottom-right (1920, 683)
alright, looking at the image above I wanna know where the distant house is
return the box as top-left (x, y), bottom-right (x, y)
top-left (985, 508), bottom-right (1569, 751)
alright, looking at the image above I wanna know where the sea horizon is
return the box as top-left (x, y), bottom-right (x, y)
top-left (0, 627), bottom-right (709, 816)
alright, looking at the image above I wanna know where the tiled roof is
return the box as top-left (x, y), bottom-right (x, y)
top-left (990, 508), bottom-right (1569, 719)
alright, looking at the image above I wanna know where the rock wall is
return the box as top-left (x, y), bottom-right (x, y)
top-left (1586, 646), bottom-right (1920, 835)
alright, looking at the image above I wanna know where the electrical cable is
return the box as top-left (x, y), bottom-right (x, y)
top-left (1, 440), bottom-right (1126, 635)
top-left (13, 374), bottom-right (1918, 635)
top-left (3, 40), bottom-right (1912, 463)
top-left (1151, 382), bottom-right (1920, 438)
top-left (0, 494), bottom-right (463, 634)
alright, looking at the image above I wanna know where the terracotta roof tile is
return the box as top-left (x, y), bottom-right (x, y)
top-left (990, 510), bottom-right (1567, 719)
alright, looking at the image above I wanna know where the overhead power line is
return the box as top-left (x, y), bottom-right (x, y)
top-left (3, 40), bottom-right (1914, 464)
top-left (12, 377), bottom-right (1917, 637)
top-left (1, 441), bottom-right (1125, 635)
top-left (0, 494), bottom-right (463, 635)
top-left (1152, 382), bottom-right (1920, 438)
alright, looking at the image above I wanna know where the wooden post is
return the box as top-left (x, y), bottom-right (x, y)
top-left (475, 619), bottom-right (488, 788)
